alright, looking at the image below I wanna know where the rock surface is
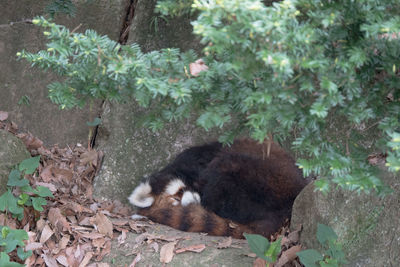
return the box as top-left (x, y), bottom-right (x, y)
top-left (128, 0), bottom-right (202, 52)
top-left (0, 130), bottom-right (31, 194)
top-left (291, 170), bottom-right (400, 266)
top-left (104, 221), bottom-right (253, 267)
top-left (0, 0), bottom-right (125, 147)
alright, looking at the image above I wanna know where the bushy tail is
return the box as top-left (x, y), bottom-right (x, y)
top-left (129, 180), bottom-right (278, 239)
top-left (137, 194), bottom-right (255, 239)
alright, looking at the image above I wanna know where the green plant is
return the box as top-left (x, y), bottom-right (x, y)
top-left (244, 233), bottom-right (281, 266)
top-left (297, 223), bottom-right (347, 267)
top-left (19, 0), bottom-right (400, 193)
top-left (0, 227), bottom-right (32, 266)
top-left (45, 0), bottom-right (77, 18)
top-left (17, 95), bottom-right (30, 107)
top-left (0, 156), bottom-right (54, 220)
top-left (0, 156), bottom-right (53, 266)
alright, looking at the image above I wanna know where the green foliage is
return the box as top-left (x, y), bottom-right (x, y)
top-left (0, 226), bottom-right (32, 266)
top-left (156, 0), bottom-right (192, 17)
top-left (244, 233), bottom-right (281, 264)
top-left (17, 95), bottom-right (30, 106)
top-left (86, 117), bottom-right (102, 127)
top-left (0, 157), bottom-right (52, 265)
top-left (0, 156), bottom-right (54, 220)
top-left (45, 0), bottom-right (76, 18)
top-left (19, 0), bottom-right (400, 192)
top-left (297, 223), bottom-right (347, 267)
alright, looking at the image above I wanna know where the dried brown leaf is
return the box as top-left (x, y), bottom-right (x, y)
top-left (53, 167), bottom-right (74, 181)
top-left (96, 240), bottom-right (111, 261)
top-left (189, 59), bottom-right (209, 77)
top-left (92, 238), bottom-right (106, 250)
top-left (275, 245), bottom-right (302, 267)
top-left (175, 244), bottom-right (206, 254)
top-left (59, 235), bottom-right (70, 250)
top-left (148, 242), bottom-right (159, 253)
top-left (129, 253), bottom-right (141, 267)
top-left (80, 150), bottom-right (98, 166)
top-left (128, 221), bottom-right (142, 233)
top-left (66, 246), bottom-right (80, 266)
top-left (25, 242), bottom-right (43, 251)
top-left (217, 237), bottom-right (232, 249)
top-left (24, 254), bottom-right (36, 267)
top-left (42, 253), bottom-right (59, 267)
top-left (112, 219), bottom-right (129, 226)
top-left (117, 230), bottom-right (128, 245)
top-left (91, 213), bottom-right (113, 238)
top-left (80, 232), bottom-right (106, 240)
top-left (39, 224), bottom-right (54, 244)
top-left (160, 241), bottom-right (177, 263)
top-left (56, 255), bottom-right (69, 267)
top-left (0, 111), bottom-right (8, 121)
top-left (40, 165), bottom-right (54, 182)
top-left (17, 132), bottom-right (43, 150)
top-left (79, 251), bottom-right (93, 267)
top-left (253, 258), bottom-right (267, 267)
top-left (48, 207), bottom-right (70, 232)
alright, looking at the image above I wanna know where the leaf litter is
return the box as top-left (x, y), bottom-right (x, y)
top-left (0, 118), bottom-right (307, 266)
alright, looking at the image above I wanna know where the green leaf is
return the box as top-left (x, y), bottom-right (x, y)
top-left (34, 186), bottom-right (54, 198)
top-left (317, 223), bottom-right (338, 246)
top-left (314, 179), bottom-right (330, 194)
top-left (3, 229), bottom-right (28, 253)
top-left (243, 233), bottom-right (272, 261)
top-left (1, 226), bottom-right (10, 238)
top-left (0, 190), bottom-right (22, 216)
top-left (297, 249), bottom-right (324, 267)
top-left (7, 170), bottom-right (29, 187)
top-left (265, 237), bottom-right (282, 262)
top-left (31, 197), bottom-right (47, 211)
top-left (17, 246), bottom-right (32, 261)
top-left (86, 117), bottom-right (101, 127)
top-left (19, 156), bottom-right (40, 175)
top-left (0, 252), bottom-right (25, 267)
top-left (17, 193), bottom-right (30, 206)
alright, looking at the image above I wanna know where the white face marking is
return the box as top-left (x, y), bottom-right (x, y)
top-left (165, 179), bottom-right (185, 195)
top-left (181, 191), bottom-right (201, 206)
top-left (128, 181), bottom-right (154, 208)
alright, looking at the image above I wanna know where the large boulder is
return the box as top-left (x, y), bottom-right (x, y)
top-left (104, 222), bottom-right (253, 266)
top-left (0, 0), bottom-right (125, 147)
top-left (0, 130), bottom-right (31, 194)
top-left (291, 170), bottom-right (400, 266)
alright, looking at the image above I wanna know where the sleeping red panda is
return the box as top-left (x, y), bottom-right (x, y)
top-left (129, 139), bottom-right (308, 239)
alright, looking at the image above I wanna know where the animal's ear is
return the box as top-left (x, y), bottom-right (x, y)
top-left (128, 182), bottom-right (154, 208)
top-left (164, 179), bottom-right (185, 195)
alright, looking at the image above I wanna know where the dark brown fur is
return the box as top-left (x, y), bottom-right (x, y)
top-left (133, 139), bottom-right (309, 239)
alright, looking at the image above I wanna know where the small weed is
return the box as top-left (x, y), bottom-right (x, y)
top-left (244, 233), bottom-right (282, 266)
top-left (297, 223), bottom-right (347, 267)
top-left (0, 156), bottom-right (54, 265)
